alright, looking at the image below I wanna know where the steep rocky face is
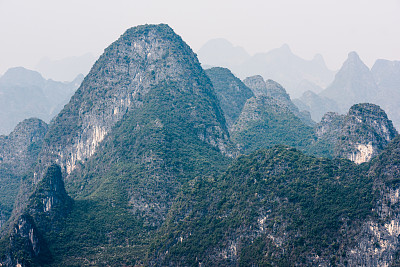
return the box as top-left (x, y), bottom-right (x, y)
top-left (336, 104), bottom-right (398, 163)
top-left (0, 67), bottom-right (82, 135)
top-left (312, 103), bottom-right (398, 163)
top-left (36, 24), bottom-right (229, 183)
top-left (293, 90), bottom-right (340, 122)
top-left (205, 67), bottom-right (254, 129)
top-left (343, 136), bottom-right (400, 266)
top-left (28, 164), bottom-right (72, 231)
top-left (244, 76), bottom-right (314, 126)
top-left (230, 95), bottom-right (315, 153)
top-left (0, 118), bottom-right (48, 230)
top-left (0, 164), bottom-right (70, 266)
top-left (0, 214), bottom-right (51, 267)
top-left (1, 24), bottom-right (233, 265)
top-left (320, 52), bottom-right (379, 113)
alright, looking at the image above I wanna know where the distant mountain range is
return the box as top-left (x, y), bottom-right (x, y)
top-left (34, 53), bottom-right (96, 81)
top-left (294, 52), bottom-right (400, 129)
top-left (197, 38), bottom-right (336, 98)
top-left (0, 67), bottom-right (83, 134)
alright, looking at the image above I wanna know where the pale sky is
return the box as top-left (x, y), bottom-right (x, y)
top-left (0, 0), bottom-right (399, 75)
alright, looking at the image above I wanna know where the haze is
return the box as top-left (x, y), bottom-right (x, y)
top-left (0, 0), bottom-right (399, 76)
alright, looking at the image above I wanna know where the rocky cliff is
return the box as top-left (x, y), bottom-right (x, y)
top-left (0, 164), bottom-right (71, 266)
top-left (312, 103), bottom-right (398, 163)
top-left (1, 24), bottom-right (233, 266)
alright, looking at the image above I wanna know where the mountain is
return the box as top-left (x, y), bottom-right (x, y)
top-left (371, 59), bottom-right (400, 129)
top-left (199, 41), bottom-right (336, 98)
top-left (0, 164), bottom-right (72, 266)
top-left (293, 90), bottom-right (340, 122)
top-left (243, 75), bottom-right (314, 126)
top-left (0, 24), bottom-right (233, 265)
top-left (2, 24), bottom-right (400, 266)
top-left (230, 95), bottom-right (315, 153)
top-left (197, 38), bottom-right (250, 69)
top-left (0, 67), bottom-right (83, 134)
top-left (35, 53), bottom-right (96, 82)
top-left (310, 103), bottom-right (398, 162)
top-left (0, 118), bottom-right (48, 230)
top-left (320, 52), bottom-right (379, 113)
top-left (205, 67), bottom-right (254, 129)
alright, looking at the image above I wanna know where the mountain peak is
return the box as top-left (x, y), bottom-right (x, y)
top-left (279, 43), bottom-right (292, 53)
top-left (347, 51), bottom-right (361, 62)
top-left (0, 67), bottom-right (45, 87)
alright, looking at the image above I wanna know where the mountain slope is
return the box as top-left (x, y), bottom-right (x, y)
top-left (0, 24), bottom-right (232, 266)
top-left (205, 67), bottom-right (254, 129)
top-left (310, 103), bottom-right (398, 162)
top-left (0, 118), bottom-right (48, 230)
top-left (230, 96), bottom-right (315, 154)
top-left (243, 76), bottom-right (314, 126)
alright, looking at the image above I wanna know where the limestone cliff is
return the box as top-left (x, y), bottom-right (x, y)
top-left (1, 164), bottom-right (70, 266)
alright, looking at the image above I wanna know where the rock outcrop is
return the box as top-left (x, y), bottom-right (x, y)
top-left (1, 164), bottom-right (70, 266)
top-left (313, 103), bottom-right (398, 163)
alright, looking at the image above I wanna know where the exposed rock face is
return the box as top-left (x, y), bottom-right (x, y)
top-left (1, 164), bottom-right (69, 266)
top-left (243, 76), bottom-right (314, 126)
top-left (344, 136), bottom-right (400, 266)
top-left (28, 164), bottom-right (72, 231)
top-left (314, 103), bottom-right (398, 163)
top-left (336, 103), bottom-right (397, 163)
top-left (205, 67), bottom-right (254, 129)
top-left (1, 24), bottom-right (233, 265)
top-left (1, 214), bottom-right (49, 267)
top-left (243, 75), bottom-right (269, 96)
top-left (35, 24), bottom-right (230, 182)
top-left (0, 67), bottom-right (82, 135)
top-left (320, 52), bottom-right (379, 113)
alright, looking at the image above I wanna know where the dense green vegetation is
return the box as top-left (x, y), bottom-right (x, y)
top-left (150, 146), bottom-right (375, 265)
top-left (205, 67), bottom-right (254, 128)
top-left (40, 81), bottom-right (231, 265)
top-left (231, 96), bottom-right (316, 154)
